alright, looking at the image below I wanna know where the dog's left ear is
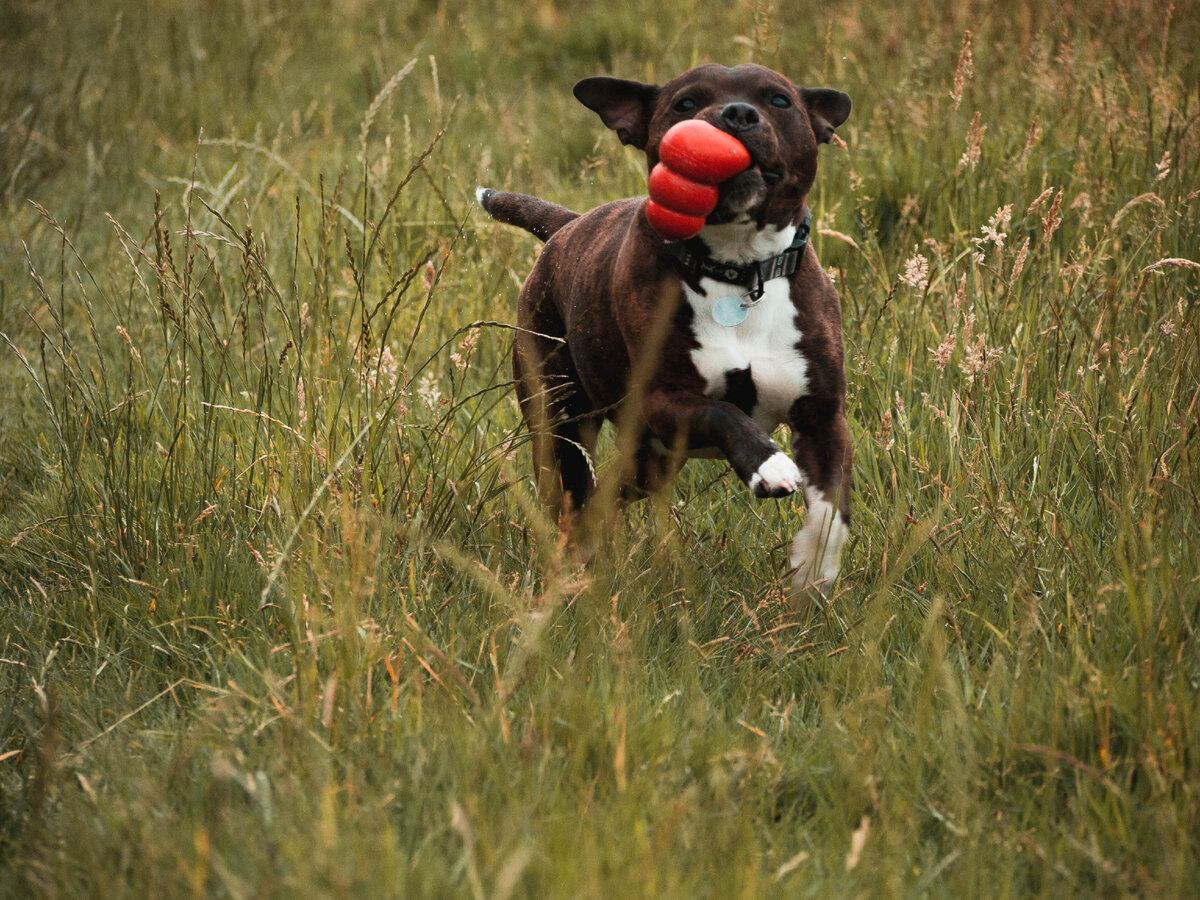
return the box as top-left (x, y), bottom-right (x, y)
top-left (801, 88), bottom-right (852, 144)
top-left (574, 77), bottom-right (661, 149)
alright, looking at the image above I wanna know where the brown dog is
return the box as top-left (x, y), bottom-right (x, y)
top-left (478, 63), bottom-right (852, 603)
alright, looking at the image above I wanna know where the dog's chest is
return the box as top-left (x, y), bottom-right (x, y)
top-left (683, 276), bottom-right (809, 431)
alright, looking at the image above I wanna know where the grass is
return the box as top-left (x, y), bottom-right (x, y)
top-left (1, 0), bottom-right (1198, 895)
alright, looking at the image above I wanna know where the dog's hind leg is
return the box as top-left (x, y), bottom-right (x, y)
top-left (512, 309), bottom-right (599, 529)
top-left (619, 438), bottom-right (685, 502)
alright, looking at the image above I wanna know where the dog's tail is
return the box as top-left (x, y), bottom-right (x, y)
top-left (476, 188), bottom-right (580, 242)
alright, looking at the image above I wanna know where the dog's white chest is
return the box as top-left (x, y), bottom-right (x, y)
top-left (684, 276), bottom-right (809, 432)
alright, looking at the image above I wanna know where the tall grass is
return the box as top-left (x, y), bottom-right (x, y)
top-left (2, 0), bottom-right (1198, 895)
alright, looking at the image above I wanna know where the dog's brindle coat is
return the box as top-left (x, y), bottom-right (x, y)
top-left (478, 63), bottom-right (852, 603)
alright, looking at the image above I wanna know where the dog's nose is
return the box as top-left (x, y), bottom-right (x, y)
top-left (720, 102), bottom-right (760, 132)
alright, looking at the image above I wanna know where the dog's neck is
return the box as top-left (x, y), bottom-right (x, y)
top-left (697, 219), bottom-right (797, 265)
top-left (693, 193), bottom-right (812, 263)
top-left (663, 210), bottom-right (812, 301)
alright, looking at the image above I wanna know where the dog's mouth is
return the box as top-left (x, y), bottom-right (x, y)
top-left (704, 128), bottom-right (787, 216)
top-left (712, 160), bottom-right (777, 219)
top-left (726, 129), bottom-right (784, 180)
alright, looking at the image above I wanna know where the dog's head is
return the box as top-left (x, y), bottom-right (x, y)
top-left (574, 63), bottom-right (850, 231)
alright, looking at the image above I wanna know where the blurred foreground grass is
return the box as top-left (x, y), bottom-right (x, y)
top-left (1, 0), bottom-right (1198, 895)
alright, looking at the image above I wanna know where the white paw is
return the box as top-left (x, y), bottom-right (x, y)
top-left (748, 451), bottom-right (802, 498)
top-left (790, 493), bottom-right (849, 599)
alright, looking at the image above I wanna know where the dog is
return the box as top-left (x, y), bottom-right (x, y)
top-left (477, 63), bottom-right (852, 605)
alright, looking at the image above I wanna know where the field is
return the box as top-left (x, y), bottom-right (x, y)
top-left (1, 0), bottom-right (1198, 895)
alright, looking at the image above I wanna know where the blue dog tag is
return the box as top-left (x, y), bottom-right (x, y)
top-left (712, 295), bottom-right (749, 327)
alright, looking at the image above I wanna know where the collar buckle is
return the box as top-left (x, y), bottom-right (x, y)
top-left (746, 268), bottom-right (765, 304)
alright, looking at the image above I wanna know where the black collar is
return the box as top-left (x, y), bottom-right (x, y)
top-left (663, 209), bottom-right (811, 302)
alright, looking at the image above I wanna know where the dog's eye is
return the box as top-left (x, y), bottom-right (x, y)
top-left (674, 97), bottom-right (698, 113)
top-left (771, 94), bottom-right (793, 109)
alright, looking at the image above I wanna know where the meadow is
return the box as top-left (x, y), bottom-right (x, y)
top-left (1, 0), bottom-right (1197, 895)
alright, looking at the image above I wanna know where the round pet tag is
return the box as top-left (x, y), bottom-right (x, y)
top-left (712, 295), bottom-right (748, 327)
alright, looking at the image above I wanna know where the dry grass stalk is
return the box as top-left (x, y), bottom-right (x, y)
top-left (950, 30), bottom-right (974, 109)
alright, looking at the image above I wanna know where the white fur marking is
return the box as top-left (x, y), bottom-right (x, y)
top-left (684, 220), bottom-right (810, 433)
top-left (684, 274), bottom-right (809, 433)
top-left (749, 450), bottom-right (802, 496)
top-left (790, 487), bottom-right (848, 596)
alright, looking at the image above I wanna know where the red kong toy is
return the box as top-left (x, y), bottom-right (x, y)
top-left (645, 120), bottom-right (752, 241)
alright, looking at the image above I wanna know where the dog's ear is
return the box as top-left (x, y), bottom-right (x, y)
top-left (801, 88), bottom-right (852, 144)
top-left (574, 77), bottom-right (660, 149)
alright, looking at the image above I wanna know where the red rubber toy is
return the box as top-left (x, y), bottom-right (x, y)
top-left (647, 164), bottom-right (720, 216)
top-left (658, 119), bottom-right (752, 184)
top-left (644, 200), bottom-right (707, 243)
top-left (645, 120), bottom-right (751, 241)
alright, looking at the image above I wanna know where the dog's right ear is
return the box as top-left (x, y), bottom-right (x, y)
top-left (574, 77), bottom-right (660, 149)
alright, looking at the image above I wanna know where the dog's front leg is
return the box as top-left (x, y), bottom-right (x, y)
top-left (788, 396), bottom-right (853, 607)
top-left (640, 390), bottom-right (802, 498)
